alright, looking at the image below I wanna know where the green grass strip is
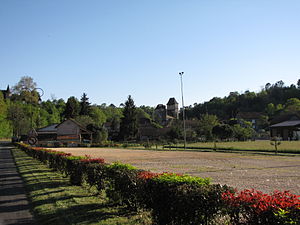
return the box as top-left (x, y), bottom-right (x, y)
top-left (12, 147), bottom-right (151, 225)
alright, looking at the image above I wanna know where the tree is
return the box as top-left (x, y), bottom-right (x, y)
top-left (197, 114), bottom-right (219, 141)
top-left (89, 106), bottom-right (106, 127)
top-left (75, 115), bottom-right (94, 128)
top-left (80, 93), bottom-right (91, 116)
top-left (41, 100), bottom-right (61, 124)
top-left (63, 97), bottom-right (80, 119)
top-left (7, 103), bottom-right (28, 137)
top-left (167, 120), bottom-right (183, 140)
top-left (0, 92), bottom-right (12, 138)
top-left (265, 103), bottom-right (276, 116)
top-left (284, 98), bottom-right (300, 113)
top-left (119, 95), bottom-right (138, 141)
top-left (212, 124), bottom-right (233, 140)
top-left (231, 120), bottom-right (255, 141)
top-left (12, 76), bottom-right (37, 93)
top-left (87, 124), bottom-right (108, 143)
top-left (12, 76), bottom-right (40, 104)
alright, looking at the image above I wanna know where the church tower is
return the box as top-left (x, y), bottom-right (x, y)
top-left (166, 97), bottom-right (179, 118)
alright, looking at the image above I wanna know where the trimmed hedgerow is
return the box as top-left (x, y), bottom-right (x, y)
top-left (15, 143), bottom-right (300, 225)
top-left (137, 170), bottom-right (230, 224)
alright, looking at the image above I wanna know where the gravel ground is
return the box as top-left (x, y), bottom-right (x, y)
top-left (53, 147), bottom-right (300, 194)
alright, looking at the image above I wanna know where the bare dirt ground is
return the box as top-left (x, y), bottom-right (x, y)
top-left (53, 147), bottom-right (300, 194)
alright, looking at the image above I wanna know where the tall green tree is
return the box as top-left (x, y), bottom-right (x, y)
top-left (12, 76), bottom-right (41, 104)
top-left (119, 95), bottom-right (138, 141)
top-left (212, 124), bottom-right (233, 140)
top-left (89, 106), bottom-right (106, 127)
top-left (197, 114), bottom-right (219, 141)
top-left (63, 96), bottom-right (80, 119)
top-left (284, 98), bottom-right (300, 113)
top-left (80, 93), bottom-right (91, 116)
top-left (7, 103), bottom-right (28, 137)
top-left (0, 92), bottom-right (12, 138)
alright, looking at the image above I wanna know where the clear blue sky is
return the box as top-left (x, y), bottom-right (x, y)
top-left (1, 0), bottom-right (299, 107)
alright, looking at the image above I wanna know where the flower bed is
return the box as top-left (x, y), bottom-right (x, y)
top-left (15, 143), bottom-right (300, 225)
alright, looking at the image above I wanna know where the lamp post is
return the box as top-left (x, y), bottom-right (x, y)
top-left (179, 72), bottom-right (187, 149)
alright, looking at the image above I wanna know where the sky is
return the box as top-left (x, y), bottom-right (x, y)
top-left (1, 0), bottom-right (300, 107)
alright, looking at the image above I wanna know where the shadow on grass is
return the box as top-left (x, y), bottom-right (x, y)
top-left (13, 148), bottom-right (145, 225)
top-left (36, 202), bottom-right (134, 225)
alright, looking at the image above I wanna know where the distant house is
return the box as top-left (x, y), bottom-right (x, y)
top-left (36, 119), bottom-right (92, 144)
top-left (36, 124), bottom-right (58, 141)
top-left (236, 112), bottom-right (265, 130)
top-left (270, 114), bottom-right (300, 140)
top-left (56, 119), bottom-right (92, 143)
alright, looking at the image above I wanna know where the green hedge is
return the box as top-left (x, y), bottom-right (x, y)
top-left (15, 143), bottom-right (300, 225)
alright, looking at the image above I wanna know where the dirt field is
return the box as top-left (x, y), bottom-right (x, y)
top-left (54, 147), bottom-right (300, 194)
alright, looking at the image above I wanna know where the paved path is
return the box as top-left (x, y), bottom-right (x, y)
top-left (0, 143), bottom-right (35, 225)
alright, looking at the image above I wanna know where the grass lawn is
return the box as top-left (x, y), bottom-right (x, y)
top-left (12, 148), bottom-right (151, 225)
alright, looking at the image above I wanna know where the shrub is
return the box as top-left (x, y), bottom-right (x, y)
top-left (143, 178), bottom-right (230, 225)
top-left (222, 189), bottom-right (300, 224)
top-left (104, 162), bottom-right (141, 210)
top-left (138, 171), bottom-right (227, 225)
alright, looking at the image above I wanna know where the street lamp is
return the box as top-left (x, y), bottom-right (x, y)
top-left (179, 72), bottom-right (187, 149)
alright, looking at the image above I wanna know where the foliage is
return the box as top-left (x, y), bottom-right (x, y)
top-left (142, 179), bottom-right (230, 225)
top-left (270, 136), bottom-right (281, 153)
top-left (89, 106), bottom-right (106, 127)
top-left (212, 124), bottom-right (233, 140)
top-left (186, 80), bottom-right (300, 121)
top-left (11, 76), bottom-right (40, 104)
top-left (197, 114), bottom-right (219, 141)
top-left (119, 95), bottom-right (138, 141)
top-left (63, 96), bottom-right (80, 119)
top-left (7, 102), bottom-right (29, 136)
top-left (79, 92), bottom-right (91, 116)
top-left (232, 120), bottom-right (255, 141)
top-left (152, 173), bottom-right (211, 186)
top-left (166, 119), bottom-right (183, 140)
top-left (0, 92), bottom-right (12, 137)
top-left (222, 189), bottom-right (300, 224)
top-left (284, 98), bottom-right (300, 113)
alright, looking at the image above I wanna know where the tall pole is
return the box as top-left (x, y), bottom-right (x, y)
top-left (179, 72), bottom-right (187, 149)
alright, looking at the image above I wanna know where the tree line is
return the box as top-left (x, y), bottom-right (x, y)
top-left (0, 76), bottom-right (299, 142)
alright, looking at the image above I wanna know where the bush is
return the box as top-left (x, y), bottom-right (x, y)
top-left (222, 189), bottom-right (300, 224)
top-left (104, 162), bottom-right (141, 209)
top-left (138, 171), bottom-right (230, 224)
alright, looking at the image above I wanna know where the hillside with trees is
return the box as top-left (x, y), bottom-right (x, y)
top-left (186, 80), bottom-right (300, 121)
top-left (1, 76), bottom-right (299, 142)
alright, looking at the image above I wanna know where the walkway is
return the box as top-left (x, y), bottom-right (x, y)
top-left (0, 143), bottom-right (35, 225)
